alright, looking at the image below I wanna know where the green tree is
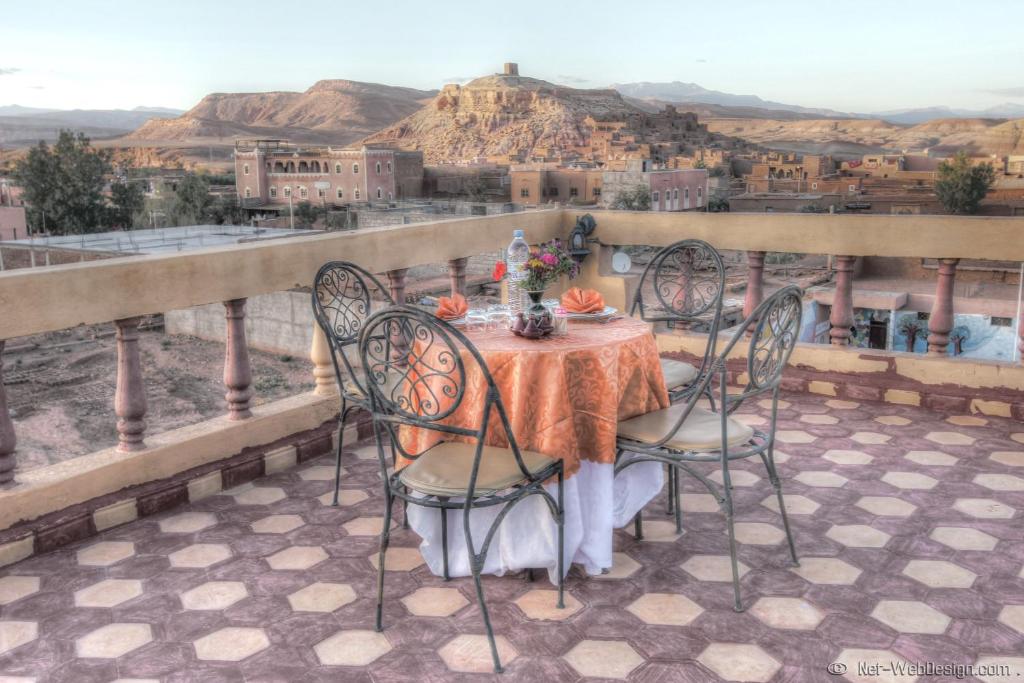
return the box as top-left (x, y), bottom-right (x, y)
top-left (612, 185), bottom-right (652, 211)
top-left (173, 174), bottom-right (212, 224)
top-left (12, 130), bottom-right (112, 234)
top-left (206, 195), bottom-right (245, 226)
top-left (293, 201), bottom-right (321, 227)
top-left (108, 181), bottom-right (146, 228)
top-left (934, 151), bottom-right (996, 215)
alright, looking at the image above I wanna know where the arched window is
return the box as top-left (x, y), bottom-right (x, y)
top-left (376, 187), bottom-right (382, 199)
top-left (243, 164), bottom-right (250, 176)
top-left (244, 187), bottom-right (252, 198)
top-left (387, 161), bottom-right (392, 174)
top-left (336, 188), bottom-right (343, 200)
top-left (299, 186), bottom-right (308, 199)
top-left (311, 161), bottom-right (321, 173)
top-left (697, 186), bottom-right (702, 198)
top-left (353, 163), bottom-right (359, 174)
top-left (375, 162), bottom-right (382, 174)
top-left (673, 189), bottom-right (678, 199)
top-left (354, 188), bottom-right (360, 200)
top-left (387, 192), bottom-right (393, 201)
top-left (274, 161), bottom-right (285, 172)
top-left (299, 161), bottom-right (309, 172)
top-left (335, 163), bottom-right (342, 174)
top-left (684, 188), bottom-right (689, 199)
top-left (283, 187), bottom-right (292, 198)
top-left (317, 187), bottom-right (326, 198)
top-left (287, 161), bottom-right (295, 173)
top-left (270, 187), bottom-right (277, 198)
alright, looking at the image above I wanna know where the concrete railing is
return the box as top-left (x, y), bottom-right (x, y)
top-left (0, 207), bottom-right (1022, 539)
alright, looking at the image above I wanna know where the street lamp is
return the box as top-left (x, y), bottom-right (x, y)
top-left (314, 180), bottom-right (331, 229)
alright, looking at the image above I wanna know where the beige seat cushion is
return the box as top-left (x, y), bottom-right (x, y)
top-left (660, 358), bottom-right (699, 390)
top-left (618, 404), bottom-right (755, 452)
top-left (399, 442), bottom-right (557, 497)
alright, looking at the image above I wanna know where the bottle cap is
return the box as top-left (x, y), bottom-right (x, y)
top-left (513, 230), bottom-right (524, 238)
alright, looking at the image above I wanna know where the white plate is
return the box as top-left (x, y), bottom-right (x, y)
top-left (563, 306), bottom-right (618, 320)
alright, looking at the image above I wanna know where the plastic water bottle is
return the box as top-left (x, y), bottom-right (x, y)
top-left (506, 229), bottom-right (530, 311)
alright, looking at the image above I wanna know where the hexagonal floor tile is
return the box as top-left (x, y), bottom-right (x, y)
top-left (251, 514), bottom-right (305, 534)
top-left (991, 451), bottom-right (1024, 467)
top-left (697, 643), bottom-right (781, 682)
top-left (513, 589), bottom-right (582, 621)
top-left (833, 648), bottom-right (917, 683)
top-left (368, 547), bottom-right (425, 572)
top-left (791, 557), bottom-right (862, 585)
top-left (824, 449), bottom-right (874, 465)
top-left (180, 581), bottom-right (248, 610)
top-left (0, 621), bottom-right (38, 655)
top-left (902, 560), bottom-right (977, 588)
top-left (353, 445), bottom-right (379, 460)
top-left (974, 473), bottom-right (1024, 491)
top-left (871, 600), bottom-right (950, 634)
top-left (194, 627), bottom-right (269, 662)
top-left (953, 498), bottom-right (1016, 519)
top-left (157, 511), bottom-right (217, 534)
top-left (626, 592), bottom-right (703, 626)
top-left (74, 579), bottom-right (143, 608)
top-left (708, 469), bottom-right (760, 487)
top-left (439, 634), bottom-right (516, 673)
top-left (855, 496), bottom-right (917, 517)
top-left (681, 554), bottom-right (750, 582)
top-left (826, 399), bottom-right (860, 409)
top-left (795, 471), bottom-right (849, 488)
top-left (288, 582), bottom-right (357, 613)
top-left (402, 586), bottom-right (469, 617)
top-left (564, 639), bottom-right (644, 680)
top-left (761, 494), bottom-right (820, 515)
top-left (595, 552), bottom-right (641, 579)
top-left (800, 413), bottom-right (838, 425)
top-left (733, 522), bottom-right (784, 545)
top-left (749, 597), bottom-right (824, 630)
top-left (734, 413), bottom-right (767, 426)
top-left (76, 623), bottom-right (152, 658)
top-left (266, 546), bottom-right (328, 570)
top-left (318, 489), bottom-right (369, 507)
top-left (0, 576), bottom-right (40, 605)
top-left (343, 516), bottom-right (390, 536)
top-left (776, 430), bottom-right (816, 444)
top-left (947, 415), bottom-right (987, 426)
top-left (76, 541), bottom-right (135, 567)
top-left (168, 543), bottom-right (231, 569)
top-left (638, 519), bottom-right (682, 542)
top-left (851, 432), bottom-right (891, 445)
top-left (930, 526), bottom-right (998, 551)
top-left (232, 486), bottom-right (286, 506)
top-left (905, 450), bottom-right (958, 466)
top-left (760, 398), bottom-right (791, 410)
top-left (882, 471), bottom-right (938, 490)
top-left (998, 605), bottom-right (1024, 634)
top-left (680, 493), bottom-right (720, 513)
top-left (875, 415), bottom-right (911, 426)
top-left (925, 431), bottom-right (975, 446)
top-left (826, 524), bottom-right (891, 548)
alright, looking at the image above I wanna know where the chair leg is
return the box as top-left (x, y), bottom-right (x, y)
top-left (375, 490), bottom-right (393, 632)
top-left (665, 463), bottom-right (675, 516)
top-left (633, 510), bottom-right (644, 541)
top-left (765, 450), bottom-right (799, 567)
top-left (439, 497), bottom-right (450, 581)
top-left (722, 487), bottom-right (744, 612)
top-left (402, 489), bottom-right (410, 530)
top-left (470, 557), bottom-right (503, 673)
top-left (672, 466), bottom-right (683, 534)
top-left (330, 403), bottom-right (351, 507)
top-left (556, 466), bottom-right (565, 609)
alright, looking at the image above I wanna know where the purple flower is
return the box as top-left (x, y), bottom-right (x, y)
top-left (540, 252), bottom-right (559, 266)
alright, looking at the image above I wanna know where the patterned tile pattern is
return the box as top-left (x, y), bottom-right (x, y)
top-left (1, 392), bottom-right (1023, 681)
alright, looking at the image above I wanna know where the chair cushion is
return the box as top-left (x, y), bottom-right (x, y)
top-left (617, 404), bottom-right (755, 452)
top-left (399, 442), bottom-right (557, 497)
top-left (660, 358), bottom-right (699, 389)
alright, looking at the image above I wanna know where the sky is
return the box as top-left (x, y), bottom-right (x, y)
top-left (2, 0), bottom-right (1023, 113)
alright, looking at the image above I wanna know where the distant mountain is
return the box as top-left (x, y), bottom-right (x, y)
top-left (611, 81), bottom-right (853, 118)
top-left (0, 105), bottom-right (61, 116)
top-left (0, 105), bottom-right (185, 146)
top-left (124, 80), bottom-right (436, 146)
top-left (870, 104), bottom-right (1024, 124)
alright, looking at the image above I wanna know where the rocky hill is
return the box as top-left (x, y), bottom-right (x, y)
top-left (124, 80), bottom-right (436, 146)
top-left (363, 72), bottom-right (642, 163)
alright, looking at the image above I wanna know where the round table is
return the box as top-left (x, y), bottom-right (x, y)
top-left (400, 316), bottom-right (670, 581)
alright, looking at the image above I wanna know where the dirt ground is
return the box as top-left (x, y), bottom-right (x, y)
top-left (4, 322), bottom-right (313, 472)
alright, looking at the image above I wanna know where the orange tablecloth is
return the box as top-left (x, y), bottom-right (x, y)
top-left (400, 317), bottom-right (670, 478)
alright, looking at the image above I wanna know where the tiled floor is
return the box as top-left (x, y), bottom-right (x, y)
top-left (2, 393), bottom-right (1024, 682)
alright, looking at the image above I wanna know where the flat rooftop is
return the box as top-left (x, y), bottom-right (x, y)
top-left (0, 225), bottom-right (322, 255)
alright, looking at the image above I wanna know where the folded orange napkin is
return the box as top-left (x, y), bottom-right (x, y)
top-left (436, 294), bottom-right (468, 320)
top-left (561, 287), bottom-right (605, 314)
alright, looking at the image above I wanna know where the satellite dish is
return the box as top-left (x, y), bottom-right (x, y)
top-left (612, 250), bottom-right (632, 274)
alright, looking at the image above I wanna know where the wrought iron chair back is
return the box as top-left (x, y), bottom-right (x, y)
top-left (631, 239), bottom-right (726, 375)
top-left (311, 260), bottom-right (394, 399)
top-left (358, 305), bottom-right (541, 496)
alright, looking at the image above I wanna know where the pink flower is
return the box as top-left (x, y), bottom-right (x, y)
top-left (540, 252), bottom-right (559, 267)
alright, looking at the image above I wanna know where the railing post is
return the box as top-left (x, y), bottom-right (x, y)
top-left (0, 341), bottom-right (16, 484)
top-left (223, 298), bottom-right (253, 419)
top-left (829, 255), bottom-right (856, 346)
top-left (448, 257), bottom-right (468, 298)
top-left (386, 268), bottom-right (408, 304)
top-left (114, 317), bottom-right (147, 452)
top-left (928, 258), bottom-right (959, 355)
top-left (310, 325), bottom-right (338, 396)
top-left (743, 251), bottom-right (766, 319)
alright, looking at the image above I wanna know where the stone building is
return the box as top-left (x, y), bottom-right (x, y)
top-left (600, 162), bottom-right (708, 211)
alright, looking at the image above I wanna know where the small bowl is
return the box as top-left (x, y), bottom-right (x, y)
top-left (511, 312), bottom-right (554, 339)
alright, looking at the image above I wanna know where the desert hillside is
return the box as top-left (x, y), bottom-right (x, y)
top-left (363, 73), bottom-right (642, 163)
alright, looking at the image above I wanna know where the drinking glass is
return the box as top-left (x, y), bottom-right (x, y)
top-left (465, 310), bottom-right (488, 332)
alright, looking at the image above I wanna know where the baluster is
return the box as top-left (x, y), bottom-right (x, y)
top-left (114, 317), bottom-right (147, 452)
top-left (311, 325), bottom-right (338, 396)
top-left (448, 257), bottom-right (468, 298)
top-left (743, 251), bottom-right (766, 319)
top-left (386, 268), bottom-right (408, 304)
top-left (0, 341), bottom-right (16, 483)
top-left (223, 298), bottom-right (253, 419)
top-left (829, 255), bottom-right (856, 346)
top-left (927, 258), bottom-right (959, 355)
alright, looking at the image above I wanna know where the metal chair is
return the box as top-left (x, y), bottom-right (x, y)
top-left (615, 285), bottom-right (804, 612)
top-left (630, 240), bottom-right (726, 514)
top-left (358, 305), bottom-right (565, 674)
top-left (311, 261), bottom-right (394, 506)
